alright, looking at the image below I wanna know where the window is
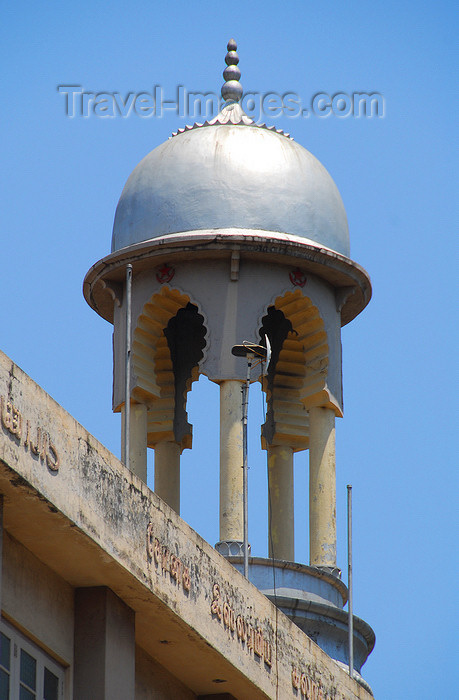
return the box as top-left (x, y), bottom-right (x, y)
top-left (0, 621), bottom-right (64, 700)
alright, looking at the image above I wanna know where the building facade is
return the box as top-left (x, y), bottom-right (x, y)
top-left (0, 40), bottom-right (375, 700)
top-left (0, 350), bottom-right (372, 699)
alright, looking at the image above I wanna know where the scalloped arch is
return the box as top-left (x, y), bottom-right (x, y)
top-left (132, 286), bottom-right (206, 450)
top-left (261, 289), bottom-right (330, 452)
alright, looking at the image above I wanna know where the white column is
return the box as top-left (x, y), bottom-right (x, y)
top-left (219, 380), bottom-right (244, 544)
top-left (121, 403), bottom-right (147, 482)
top-left (309, 406), bottom-right (336, 568)
top-left (267, 445), bottom-right (294, 561)
top-left (154, 441), bottom-right (181, 514)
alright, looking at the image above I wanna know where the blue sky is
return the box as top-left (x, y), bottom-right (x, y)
top-left (1, 1), bottom-right (457, 697)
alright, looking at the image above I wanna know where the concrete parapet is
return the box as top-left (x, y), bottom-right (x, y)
top-left (0, 349), bottom-right (373, 699)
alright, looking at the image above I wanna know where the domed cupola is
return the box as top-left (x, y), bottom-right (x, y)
top-left (112, 41), bottom-right (350, 257)
top-left (84, 40), bottom-right (374, 692)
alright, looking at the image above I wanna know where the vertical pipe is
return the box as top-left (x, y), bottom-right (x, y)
top-left (124, 264), bottom-right (132, 470)
top-left (129, 403), bottom-right (147, 481)
top-left (347, 484), bottom-right (354, 679)
top-left (242, 355), bottom-right (252, 579)
top-left (121, 403), bottom-right (147, 481)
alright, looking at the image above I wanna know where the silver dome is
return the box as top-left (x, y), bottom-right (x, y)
top-left (112, 120), bottom-right (350, 257)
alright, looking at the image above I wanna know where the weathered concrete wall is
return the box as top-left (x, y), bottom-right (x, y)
top-left (2, 531), bottom-right (74, 696)
top-left (2, 531), bottom-right (74, 664)
top-left (74, 587), bottom-right (135, 700)
top-left (135, 645), bottom-right (197, 700)
top-left (0, 349), bottom-right (370, 700)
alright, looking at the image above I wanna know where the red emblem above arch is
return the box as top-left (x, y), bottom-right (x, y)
top-left (289, 268), bottom-right (307, 287)
top-left (156, 263), bottom-right (175, 284)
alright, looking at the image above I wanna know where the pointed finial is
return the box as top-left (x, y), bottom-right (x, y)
top-left (221, 39), bottom-right (243, 103)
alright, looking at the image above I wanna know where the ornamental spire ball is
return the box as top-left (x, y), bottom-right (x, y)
top-left (221, 38), bottom-right (243, 102)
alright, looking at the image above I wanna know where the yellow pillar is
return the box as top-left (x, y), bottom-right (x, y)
top-left (219, 380), bottom-right (244, 543)
top-left (309, 406), bottom-right (336, 568)
top-left (267, 445), bottom-right (294, 561)
top-left (121, 403), bottom-right (147, 482)
top-left (154, 442), bottom-right (181, 514)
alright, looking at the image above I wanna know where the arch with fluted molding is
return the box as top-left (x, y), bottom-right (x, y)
top-left (260, 288), bottom-right (332, 452)
top-left (131, 286), bottom-right (206, 451)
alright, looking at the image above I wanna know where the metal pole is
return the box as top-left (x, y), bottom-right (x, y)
top-left (242, 354), bottom-right (253, 579)
top-left (347, 484), bottom-right (354, 679)
top-left (124, 264), bottom-right (133, 470)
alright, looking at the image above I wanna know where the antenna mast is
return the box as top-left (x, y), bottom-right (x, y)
top-left (231, 341), bottom-right (269, 578)
top-left (347, 484), bottom-right (354, 678)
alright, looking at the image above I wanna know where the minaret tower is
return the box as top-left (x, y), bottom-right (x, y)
top-left (84, 40), bottom-right (375, 687)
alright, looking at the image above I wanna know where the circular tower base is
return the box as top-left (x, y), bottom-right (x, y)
top-left (226, 556), bottom-right (375, 683)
